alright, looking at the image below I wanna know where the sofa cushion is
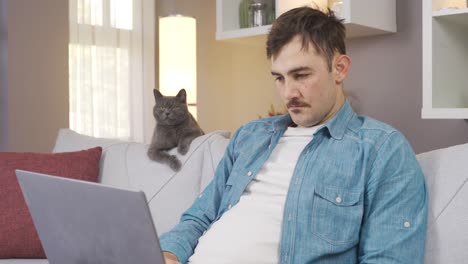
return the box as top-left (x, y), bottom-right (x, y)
top-left (0, 147), bottom-right (102, 259)
top-left (53, 129), bottom-right (230, 234)
top-left (417, 142), bottom-right (468, 264)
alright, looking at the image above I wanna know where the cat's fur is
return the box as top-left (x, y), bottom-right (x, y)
top-left (147, 89), bottom-right (204, 171)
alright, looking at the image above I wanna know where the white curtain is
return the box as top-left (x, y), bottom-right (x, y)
top-left (69, 0), bottom-right (155, 143)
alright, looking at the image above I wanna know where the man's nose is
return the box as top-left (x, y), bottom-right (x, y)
top-left (283, 79), bottom-right (300, 100)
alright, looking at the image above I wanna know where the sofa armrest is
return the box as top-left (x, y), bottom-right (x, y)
top-left (417, 142), bottom-right (468, 264)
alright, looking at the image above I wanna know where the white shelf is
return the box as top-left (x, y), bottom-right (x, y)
top-left (422, 108), bottom-right (468, 119)
top-left (216, 0), bottom-right (276, 40)
top-left (216, 0), bottom-right (396, 41)
top-left (422, 2), bottom-right (468, 119)
top-left (433, 7), bottom-right (468, 26)
top-left (217, 25), bottom-right (271, 40)
top-left (338, 0), bottom-right (396, 38)
top-left (433, 7), bottom-right (468, 18)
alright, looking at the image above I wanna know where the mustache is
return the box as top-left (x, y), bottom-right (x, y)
top-left (286, 99), bottom-right (311, 109)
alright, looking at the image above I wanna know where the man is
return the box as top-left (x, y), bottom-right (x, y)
top-left (161, 7), bottom-right (427, 264)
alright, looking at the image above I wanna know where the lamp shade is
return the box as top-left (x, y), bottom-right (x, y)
top-left (159, 15), bottom-right (197, 118)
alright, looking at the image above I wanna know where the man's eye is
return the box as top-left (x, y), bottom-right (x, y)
top-left (294, 73), bottom-right (308, 79)
top-left (274, 76), bottom-right (284, 82)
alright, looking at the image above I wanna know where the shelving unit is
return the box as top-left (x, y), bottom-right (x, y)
top-left (329, 0), bottom-right (396, 38)
top-left (216, 0), bottom-right (396, 40)
top-left (422, 1), bottom-right (468, 119)
top-left (216, 0), bottom-right (275, 40)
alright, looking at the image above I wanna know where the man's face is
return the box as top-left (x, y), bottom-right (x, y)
top-left (271, 35), bottom-right (346, 128)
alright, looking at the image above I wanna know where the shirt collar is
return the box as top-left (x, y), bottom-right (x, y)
top-left (273, 100), bottom-right (355, 140)
top-left (322, 100), bottom-right (355, 140)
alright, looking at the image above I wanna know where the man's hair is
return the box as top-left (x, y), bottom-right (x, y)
top-left (266, 7), bottom-right (346, 71)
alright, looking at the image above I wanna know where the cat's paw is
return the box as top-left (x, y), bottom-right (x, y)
top-left (169, 156), bottom-right (182, 172)
top-left (178, 144), bottom-right (190, 155)
top-left (147, 150), bottom-right (157, 161)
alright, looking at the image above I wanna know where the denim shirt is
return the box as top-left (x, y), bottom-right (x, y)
top-left (160, 101), bottom-right (428, 264)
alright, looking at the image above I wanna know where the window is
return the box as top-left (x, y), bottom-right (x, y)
top-left (69, 0), bottom-right (155, 142)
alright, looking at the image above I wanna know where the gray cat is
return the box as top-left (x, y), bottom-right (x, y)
top-left (147, 89), bottom-right (204, 171)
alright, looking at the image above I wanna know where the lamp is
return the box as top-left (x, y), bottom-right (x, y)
top-left (159, 15), bottom-right (197, 119)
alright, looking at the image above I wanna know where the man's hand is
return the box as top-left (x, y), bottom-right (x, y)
top-left (163, 251), bottom-right (180, 264)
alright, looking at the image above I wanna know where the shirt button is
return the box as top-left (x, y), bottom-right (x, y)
top-left (247, 171), bottom-right (253, 177)
top-left (198, 194), bottom-right (203, 198)
top-left (228, 204), bottom-right (232, 209)
top-left (404, 221), bottom-right (411, 228)
top-left (335, 196), bottom-right (342, 204)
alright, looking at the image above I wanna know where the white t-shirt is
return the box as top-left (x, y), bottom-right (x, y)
top-left (188, 126), bottom-right (320, 264)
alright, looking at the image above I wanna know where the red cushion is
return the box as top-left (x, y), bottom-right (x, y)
top-left (0, 147), bottom-right (102, 259)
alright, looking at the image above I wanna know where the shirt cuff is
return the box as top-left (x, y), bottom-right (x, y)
top-left (160, 238), bottom-right (191, 264)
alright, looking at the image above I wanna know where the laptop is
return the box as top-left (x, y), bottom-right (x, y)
top-left (15, 169), bottom-right (166, 264)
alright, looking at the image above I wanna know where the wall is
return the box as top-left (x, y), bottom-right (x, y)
top-left (158, 0), bottom-right (468, 154)
top-left (0, 0), bottom-right (69, 152)
top-left (345, 0), bottom-right (468, 153)
top-left (0, 0), bottom-right (7, 151)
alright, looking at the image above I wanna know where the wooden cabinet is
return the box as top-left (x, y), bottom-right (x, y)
top-left (216, 0), bottom-right (396, 40)
top-left (422, 0), bottom-right (468, 118)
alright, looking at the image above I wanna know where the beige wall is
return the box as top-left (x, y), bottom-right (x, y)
top-left (157, 0), bottom-right (283, 134)
top-left (1, 0), bottom-right (69, 152)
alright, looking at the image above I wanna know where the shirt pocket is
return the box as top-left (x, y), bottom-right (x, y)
top-left (311, 185), bottom-right (363, 245)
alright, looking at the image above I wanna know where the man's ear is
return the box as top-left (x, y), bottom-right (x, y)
top-left (333, 54), bottom-right (351, 84)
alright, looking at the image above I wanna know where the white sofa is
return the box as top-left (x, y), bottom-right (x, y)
top-left (2, 128), bottom-right (467, 263)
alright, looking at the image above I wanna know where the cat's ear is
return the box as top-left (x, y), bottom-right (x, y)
top-left (153, 89), bottom-right (163, 100)
top-left (176, 89), bottom-right (187, 103)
